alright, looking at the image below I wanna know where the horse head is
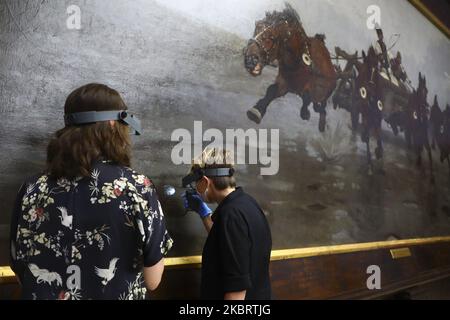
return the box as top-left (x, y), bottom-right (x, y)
top-left (244, 17), bottom-right (282, 76)
top-left (244, 4), bottom-right (302, 76)
top-left (429, 95), bottom-right (443, 127)
top-left (417, 72), bottom-right (428, 105)
top-left (410, 72), bottom-right (429, 123)
top-left (431, 95), bottom-right (439, 112)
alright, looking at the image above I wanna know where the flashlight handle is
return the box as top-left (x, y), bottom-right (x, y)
top-left (181, 189), bottom-right (212, 219)
top-left (181, 188), bottom-right (194, 214)
top-left (184, 188), bottom-right (196, 214)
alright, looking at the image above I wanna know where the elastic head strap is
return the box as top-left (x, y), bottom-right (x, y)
top-left (203, 168), bottom-right (234, 177)
top-left (181, 167), bottom-right (234, 188)
top-left (64, 110), bottom-right (142, 135)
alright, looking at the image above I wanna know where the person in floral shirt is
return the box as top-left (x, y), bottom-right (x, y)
top-left (9, 83), bottom-right (173, 300)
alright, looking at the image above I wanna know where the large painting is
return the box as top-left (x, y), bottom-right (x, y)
top-left (0, 0), bottom-right (449, 258)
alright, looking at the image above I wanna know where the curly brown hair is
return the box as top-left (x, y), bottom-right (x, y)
top-left (47, 83), bottom-right (131, 179)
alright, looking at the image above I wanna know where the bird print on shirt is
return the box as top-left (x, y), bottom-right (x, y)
top-left (136, 218), bottom-right (145, 242)
top-left (28, 263), bottom-right (63, 287)
top-left (57, 207), bottom-right (73, 229)
top-left (95, 258), bottom-right (119, 286)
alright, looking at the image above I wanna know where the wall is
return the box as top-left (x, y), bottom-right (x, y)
top-left (0, 0), bottom-right (449, 258)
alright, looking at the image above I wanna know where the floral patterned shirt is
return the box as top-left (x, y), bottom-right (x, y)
top-left (9, 160), bottom-right (173, 300)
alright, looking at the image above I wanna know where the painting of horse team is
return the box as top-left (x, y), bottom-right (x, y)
top-left (242, 3), bottom-right (450, 179)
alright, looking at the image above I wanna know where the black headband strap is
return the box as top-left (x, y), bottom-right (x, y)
top-left (181, 167), bottom-right (234, 187)
top-left (203, 168), bottom-right (234, 177)
top-left (64, 110), bottom-right (142, 135)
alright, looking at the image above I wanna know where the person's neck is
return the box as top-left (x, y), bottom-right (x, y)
top-left (215, 187), bottom-right (236, 204)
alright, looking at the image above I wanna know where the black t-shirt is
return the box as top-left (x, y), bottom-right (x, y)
top-left (201, 187), bottom-right (272, 300)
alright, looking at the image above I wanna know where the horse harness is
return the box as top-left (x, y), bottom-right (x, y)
top-left (251, 20), bottom-right (313, 70)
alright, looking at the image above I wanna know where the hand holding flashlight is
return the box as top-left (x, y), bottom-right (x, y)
top-left (181, 190), bottom-right (212, 219)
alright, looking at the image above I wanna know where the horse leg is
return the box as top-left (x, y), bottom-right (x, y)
top-left (416, 144), bottom-right (422, 168)
top-left (391, 123), bottom-right (399, 136)
top-left (361, 123), bottom-right (373, 175)
top-left (374, 126), bottom-right (384, 160)
top-left (440, 148), bottom-right (445, 163)
top-left (431, 127), bottom-right (437, 150)
top-left (247, 82), bottom-right (287, 124)
top-left (300, 92), bottom-right (312, 121)
top-left (366, 135), bottom-right (373, 176)
top-left (389, 115), bottom-right (399, 136)
top-left (332, 92), bottom-right (339, 110)
top-left (360, 110), bottom-right (371, 143)
top-left (425, 141), bottom-right (435, 184)
top-left (405, 128), bottom-right (412, 150)
top-left (350, 108), bottom-right (359, 131)
top-left (313, 102), bottom-right (327, 133)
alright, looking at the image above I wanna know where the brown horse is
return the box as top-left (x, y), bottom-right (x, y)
top-left (243, 4), bottom-right (337, 132)
top-left (430, 99), bottom-right (450, 170)
top-left (442, 105), bottom-right (450, 169)
top-left (353, 46), bottom-right (385, 174)
top-left (405, 73), bottom-right (434, 182)
top-left (376, 61), bottom-right (412, 138)
top-left (332, 46), bottom-right (363, 131)
top-left (430, 95), bottom-right (442, 150)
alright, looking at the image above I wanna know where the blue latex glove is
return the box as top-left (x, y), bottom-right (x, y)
top-left (182, 190), bottom-right (212, 219)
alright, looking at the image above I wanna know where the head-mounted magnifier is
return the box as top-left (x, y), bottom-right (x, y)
top-left (64, 110), bottom-right (142, 135)
top-left (182, 167), bottom-right (235, 188)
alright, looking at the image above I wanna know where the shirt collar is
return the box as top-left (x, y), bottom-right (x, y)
top-left (212, 187), bottom-right (244, 220)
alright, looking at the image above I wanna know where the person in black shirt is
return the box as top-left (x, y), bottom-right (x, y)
top-left (182, 148), bottom-right (272, 300)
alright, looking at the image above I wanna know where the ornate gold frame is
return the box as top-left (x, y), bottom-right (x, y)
top-left (408, 0), bottom-right (450, 38)
top-left (165, 235), bottom-right (450, 267)
top-left (2, 236), bottom-right (450, 283)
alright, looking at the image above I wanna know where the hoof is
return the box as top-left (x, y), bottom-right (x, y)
top-left (300, 108), bottom-right (311, 121)
top-left (319, 119), bottom-right (326, 132)
top-left (375, 147), bottom-right (383, 160)
top-left (392, 127), bottom-right (399, 136)
top-left (247, 108), bottom-right (262, 124)
top-left (351, 119), bottom-right (358, 131)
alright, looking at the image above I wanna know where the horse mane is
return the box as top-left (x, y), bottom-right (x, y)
top-left (367, 45), bottom-right (376, 58)
top-left (263, 2), bottom-right (302, 27)
top-left (283, 2), bottom-right (302, 25)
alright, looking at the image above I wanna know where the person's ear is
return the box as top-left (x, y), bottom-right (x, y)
top-left (196, 176), bottom-right (209, 194)
top-left (109, 120), bottom-right (115, 127)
